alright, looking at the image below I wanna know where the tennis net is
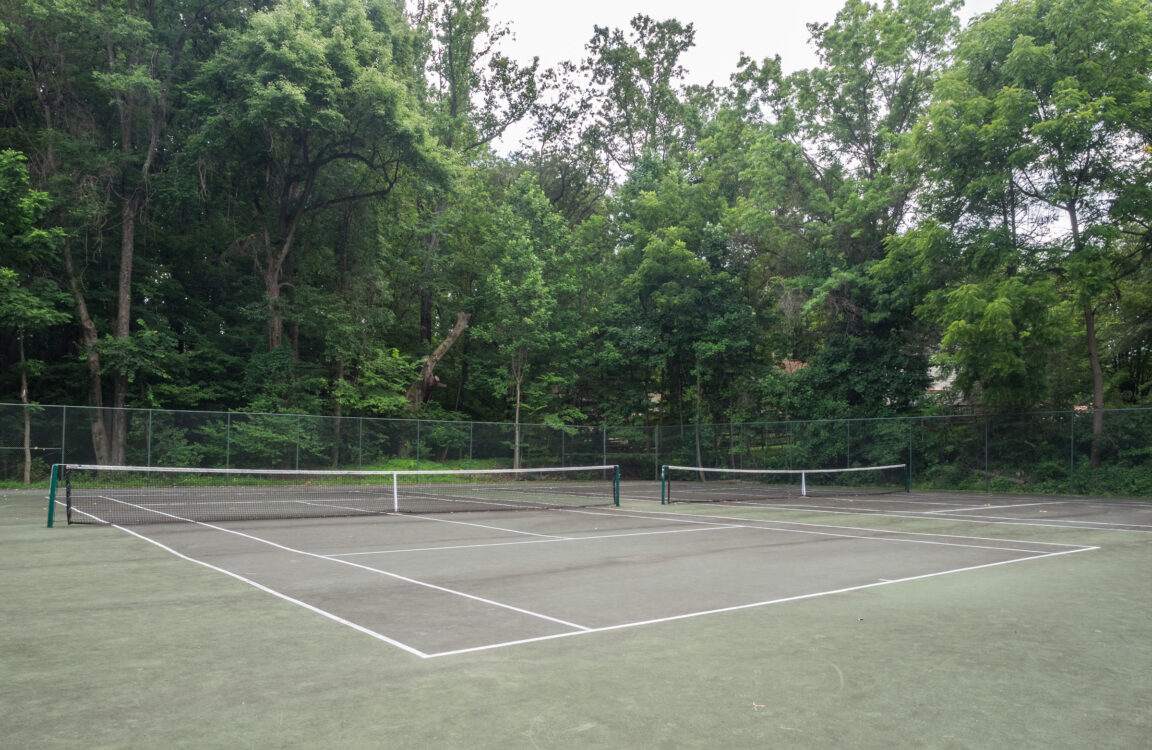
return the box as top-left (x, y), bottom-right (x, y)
top-left (661, 464), bottom-right (909, 504)
top-left (50, 464), bottom-right (620, 525)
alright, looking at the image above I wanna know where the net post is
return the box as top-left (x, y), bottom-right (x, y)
top-left (904, 463), bottom-right (911, 493)
top-left (392, 472), bottom-right (399, 513)
top-left (801, 470), bottom-right (807, 497)
top-left (614, 465), bottom-right (620, 506)
top-left (47, 463), bottom-right (60, 528)
top-left (660, 465), bottom-right (667, 505)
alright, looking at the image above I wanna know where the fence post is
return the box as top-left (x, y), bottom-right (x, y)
top-left (983, 416), bottom-right (990, 492)
top-left (47, 463), bottom-right (59, 528)
top-left (787, 419), bottom-right (792, 469)
top-left (654, 424), bottom-right (660, 481)
top-left (908, 418), bottom-right (914, 486)
top-left (1069, 410), bottom-right (1075, 494)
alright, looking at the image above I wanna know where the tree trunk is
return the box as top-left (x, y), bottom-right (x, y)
top-left (1085, 303), bottom-right (1105, 468)
top-left (406, 312), bottom-right (471, 406)
top-left (417, 202), bottom-right (446, 346)
top-left (106, 190), bottom-right (139, 467)
top-left (331, 359), bottom-right (344, 468)
top-left (513, 374), bottom-right (522, 470)
top-left (419, 289), bottom-right (434, 346)
top-left (1069, 205), bottom-right (1104, 470)
top-left (18, 331), bottom-right (30, 486)
top-left (694, 371), bottom-right (703, 470)
top-left (64, 240), bottom-right (112, 464)
top-left (265, 260), bottom-right (285, 350)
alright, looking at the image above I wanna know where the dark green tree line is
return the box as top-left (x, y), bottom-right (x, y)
top-left (2, 0), bottom-right (1150, 477)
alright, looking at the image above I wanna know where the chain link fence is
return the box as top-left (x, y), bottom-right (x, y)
top-left (2, 403), bottom-right (1150, 496)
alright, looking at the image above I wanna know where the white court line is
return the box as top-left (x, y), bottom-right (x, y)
top-left (93, 496), bottom-right (593, 632)
top-left (423, 545), bottom-right (1097, 658)
top-left (111, 523), bottom-right (432, 658)
top-left (449, 504), bottom-right (1094, 553)
top-left (694, 498), bottom-right (1152, 533)
top-left (331, 525), bottom-right (738, 557)
top-left (913, 511), bottom-right (1152, 530)
top-left (928, 501), bottom-right (1066, 514)
top-left (382, 512), bottom-right (573, 540)
top-left (575, 506), bottom-right (1094, 552)
top-left (69, 496), bottom-right (1102, 659)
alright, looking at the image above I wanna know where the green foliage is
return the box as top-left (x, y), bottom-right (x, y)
top-left (2, 0), bottom-right (1151, 464)
top-left (0, 150), bottom-right (70, 331)
top-left (582, 15), bottom-right (699, 170)
top-left (905, 0), bottom-right (1152, 413)
top-left (333, 349), bottom-right (418, 418)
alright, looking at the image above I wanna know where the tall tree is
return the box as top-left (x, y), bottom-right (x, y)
top-left (0, 150), bottom-right (70, 483)
top-left (582, 15), bottom-right (700, 173)
top-left (604, 154), bottom-right (756, 427)
top-left (406, 0), bottom-right (538, 355)
top-left (1, 0), bottom-right (238, 462)
top-left (729, 0), bottom-right (960, 416)
top-left (193, 0), bottom-right (444, 353)
top-left (905, 0), bottom-right (1152, 460)
top-left (471, 174), bottom-right (565, 467)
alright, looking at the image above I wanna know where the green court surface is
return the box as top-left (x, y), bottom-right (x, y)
top-left (3, 485), bottom-right (1151, 748)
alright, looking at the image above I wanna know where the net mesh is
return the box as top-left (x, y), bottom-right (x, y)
top-left (662, 464), bottom-right (908, 504)
top-left (57, 464), bottom-right (619, 525)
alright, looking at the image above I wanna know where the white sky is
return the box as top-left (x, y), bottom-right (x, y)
top-left (488, 0), bottom-right (1004, 86)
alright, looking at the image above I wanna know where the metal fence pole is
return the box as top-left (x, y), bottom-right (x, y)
top-left (984, 416), bottom-right (990, 492)
top-left (1069, 410), bottom-right (1075, 494)
top-left (654, 424), bottom-right (660, 480)
top-left (908, 418), bottom-right (914, 486)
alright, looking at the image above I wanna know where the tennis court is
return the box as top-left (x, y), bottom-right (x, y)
top-left (4, 475), bottom-right (1151, 748)
top-left (90, 494), bottom-right (1097, 658)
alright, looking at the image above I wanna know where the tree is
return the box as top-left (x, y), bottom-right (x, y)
top-left (728, 0), bottom-right (959, 417)
top-left (471, 174), bottom-right (568, 467)
top-left (405, 0), bottom-right (538, 359)
top-left (1, 0), bottom-right (239, 463)
top-left (0, 150), bottom-right (69, 483)
top-left (907, 0), bottom-right (1152, 460)
top-left (603, 154), bottom-right (756, 428)
top-left (583, 15), bottom-right (701, 173)
top-left (193, 0), bottom-right (445, 352)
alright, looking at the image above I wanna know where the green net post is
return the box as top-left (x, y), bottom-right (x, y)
top-left (614, 465), bottom-right (620, 506)
top-left (905, 463), bottom-right (911, 493)
top-left (47, 463), bottom-right (60, 528)
top-left (660, 465), bottom-right (667, 504)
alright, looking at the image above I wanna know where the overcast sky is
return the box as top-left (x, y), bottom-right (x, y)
top-left (487, 0), bottom-right (1005, 86)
